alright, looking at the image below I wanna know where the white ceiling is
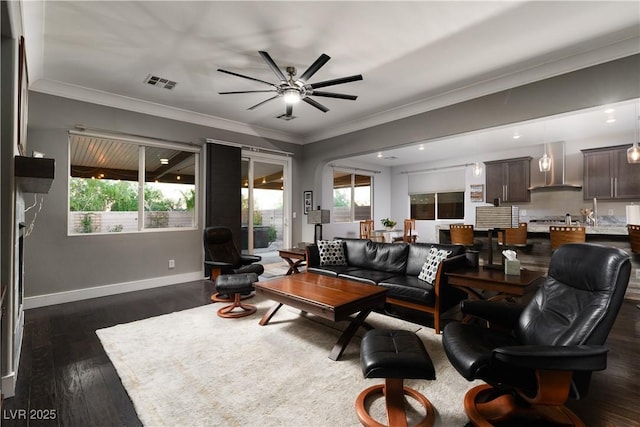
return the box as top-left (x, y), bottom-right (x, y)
top-left (21, 1), bottom-right (640, 154)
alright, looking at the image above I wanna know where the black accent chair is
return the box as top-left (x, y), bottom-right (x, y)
top-left (203, 226), bottom-right (264, 301)
top-left (442, 243), bottom-right (631, 426)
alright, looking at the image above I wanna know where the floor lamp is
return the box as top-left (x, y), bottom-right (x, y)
top-left (475, 206), bottom-right (519, 269)
top-left (308, 207), bottom-right (330, 242)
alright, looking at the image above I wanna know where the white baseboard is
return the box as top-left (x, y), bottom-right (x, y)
top-left (23, 272), bottom-right (204, 309)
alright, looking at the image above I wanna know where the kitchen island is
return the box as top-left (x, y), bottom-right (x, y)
top-left (438, 224), bottom-right (638, 301)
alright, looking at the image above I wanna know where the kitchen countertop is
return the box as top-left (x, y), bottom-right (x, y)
top-left (526, 223), bottom-right (628, 235)
top-left (438, 222), bottom-right (629, 236)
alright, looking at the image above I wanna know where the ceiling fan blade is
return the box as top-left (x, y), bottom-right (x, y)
top-left (302, 97), bottom-right (329, 113)
top-left (217, 68), bottom-right (274, 87)
top-left (247, 95), bottom-right (281, 111)
top-left (299, 53), bottom-right (330, 82)
top-left (309, 74), bottom-right (363, 89)
top-left (309, 91), bottom-right (357, 100)
top-left (286, 104), bottom-right (293, 117)
top-left (258, 51), bottom-right (287, 82)
top-left (219, 90), bottom-right (277, 95)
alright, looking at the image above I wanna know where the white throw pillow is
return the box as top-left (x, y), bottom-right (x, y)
top-left (317, 240), bottom-right (347, 266)
top-left (418, 247), bottom-right (452, 284)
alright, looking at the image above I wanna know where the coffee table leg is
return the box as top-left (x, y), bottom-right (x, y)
top-left (328, 309), bottom-right (372, 361)
top-left (259, 302), bottom-right (283, 326)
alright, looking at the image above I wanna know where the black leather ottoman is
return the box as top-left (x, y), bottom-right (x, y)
top-left (214, 273), bottom-right (258, 318)
top-left (355, 329), bottom-right (436, 427)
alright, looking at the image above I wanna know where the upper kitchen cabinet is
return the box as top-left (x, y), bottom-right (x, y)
top-left (485, 157), bottom-right (532, 203)
top-left (582, 145), bottom-right (640, 200)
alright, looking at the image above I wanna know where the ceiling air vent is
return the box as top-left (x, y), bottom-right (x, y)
top-left (144, 75), bottom-right (177, 90)
top-left (277, 114), bottom-right (297, 121)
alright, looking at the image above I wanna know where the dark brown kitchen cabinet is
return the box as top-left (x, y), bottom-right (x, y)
top-left (485, 157), bottom-right (531, 203)
top-left (582, 145), bottom-right (640, 200)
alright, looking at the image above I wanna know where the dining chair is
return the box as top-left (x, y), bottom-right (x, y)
top-left (359, 220), bottom-right (374, 239)
top-left (628, 224), bottom-right (640, 253)
top-left (393, 218), bottom-right (417, 243)
top-left (549, 225), bottom-right (586, 250)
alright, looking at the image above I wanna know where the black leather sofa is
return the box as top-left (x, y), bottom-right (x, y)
top-left (306, 239), bottom-right (468, 333)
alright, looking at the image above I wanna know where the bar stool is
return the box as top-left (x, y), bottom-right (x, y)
top-left (449, 224), bottom-right (482, 251)
top-left (628, 224), bottom-right (640, 253)
top-left (549, 226), bottom-right (586, 250)
top-left (497, 222), bottom-right (529, 251)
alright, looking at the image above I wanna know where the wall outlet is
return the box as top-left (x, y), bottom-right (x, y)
top-left (168, 259), bottom-right (175, 269)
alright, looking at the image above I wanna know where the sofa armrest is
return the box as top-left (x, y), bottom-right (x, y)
top-left (306, 244), bottom-right (320, 268)
top-left (434, 253), bottom-right (468, 308)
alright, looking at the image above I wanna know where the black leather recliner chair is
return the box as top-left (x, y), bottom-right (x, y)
top-left (442, 243), bottom-right (631, 426)
top-left (203, 226), bottom-right (264, 286)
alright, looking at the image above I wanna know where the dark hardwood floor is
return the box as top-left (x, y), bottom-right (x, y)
top-left (2, 280), bottom-right (639, 427)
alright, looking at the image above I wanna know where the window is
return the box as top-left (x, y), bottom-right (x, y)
top-left (333, 171), bottom-right (371, 222)
top-left (410, 192), bottom-right (464, 220)
top-left (68, 134), bottom-right (198, 234)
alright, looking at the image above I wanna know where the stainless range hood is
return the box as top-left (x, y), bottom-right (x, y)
top-left (529, 141), bottom-right (582, 191)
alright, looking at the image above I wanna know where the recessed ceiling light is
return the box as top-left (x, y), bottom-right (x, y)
top-left (377, 152), bottom-right (383, 158)
top-left (604, 108), bottom-right (615, 114)
top-left (513, 132), bottom-right (521, 139)
top-left (606, 117), bottom-right (617, 124)
top-left (418, 144), bottom-right (424, 150)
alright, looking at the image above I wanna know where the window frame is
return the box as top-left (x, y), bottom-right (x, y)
top-left (332, 169), bottom-right (373, 223)
top-left (410, 191), bottom-right (465, 220)
top-left (67, 131), bottom-right (200, 236)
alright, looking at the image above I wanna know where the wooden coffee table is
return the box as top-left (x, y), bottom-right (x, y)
top-left (254, 273), bottom-right (387, 361)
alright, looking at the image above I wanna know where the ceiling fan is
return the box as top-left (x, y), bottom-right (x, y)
top-left (217, 51), bottom-right (363, 118)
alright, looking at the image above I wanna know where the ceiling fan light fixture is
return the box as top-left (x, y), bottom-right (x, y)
top-left (283, 88), bottom-right (302, 104)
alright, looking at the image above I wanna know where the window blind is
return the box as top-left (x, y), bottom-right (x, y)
top-left (408, 168), bottom-right (465, 194)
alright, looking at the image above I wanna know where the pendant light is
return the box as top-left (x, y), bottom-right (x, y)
top-left (472, 136), bottom-right (483, 177)
top-left (627, 103), bottom-right (640, 164)
top-left (539, 148), bottom-right (552, 172)
top-left (539, 122), bottom-right (552, 172)
top-left (472, 161), bottom-right (483, 177)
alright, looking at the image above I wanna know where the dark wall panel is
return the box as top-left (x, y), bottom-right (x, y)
top-left (206, 143), bottom-right (241, 248)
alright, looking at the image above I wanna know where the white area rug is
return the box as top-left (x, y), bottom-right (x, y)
top-left (96, 294), bottom-right (479, 426)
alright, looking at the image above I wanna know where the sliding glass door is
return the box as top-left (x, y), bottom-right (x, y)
top-left (241, 153), bottom-right (291, 256)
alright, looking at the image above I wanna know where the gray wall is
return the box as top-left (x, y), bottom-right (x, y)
top-left (24, 92), bottom-right (301, 300)
top-left (299, 54), bottom-right (640, 241)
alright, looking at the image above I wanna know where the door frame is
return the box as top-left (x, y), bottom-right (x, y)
top-left (242, 150), bottom-right (292, 254)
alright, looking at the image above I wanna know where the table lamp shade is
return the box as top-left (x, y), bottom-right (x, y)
top-left (476, 206), bottom-right (519, 229)
top-left (308, 209), bottom-right (330, 225)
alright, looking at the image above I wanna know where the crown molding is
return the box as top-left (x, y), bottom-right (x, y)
top-left (28, 79), bottom-right (301, 144)
top-left (300, 37), bottom-right (640, 144)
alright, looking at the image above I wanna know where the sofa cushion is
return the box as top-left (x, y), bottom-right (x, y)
top-left (317, 240), bottom-right (347, 266)
top-left (418, 247), bottom-right (452, 283)
top-left (307, 265), bottom-right (358, 277)
top-left (378, 275), bottom-right (437, 306)
top-left (338, 270), bottom-right (400, 285)
top-left (347, 240), bottom-right (409, 273)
